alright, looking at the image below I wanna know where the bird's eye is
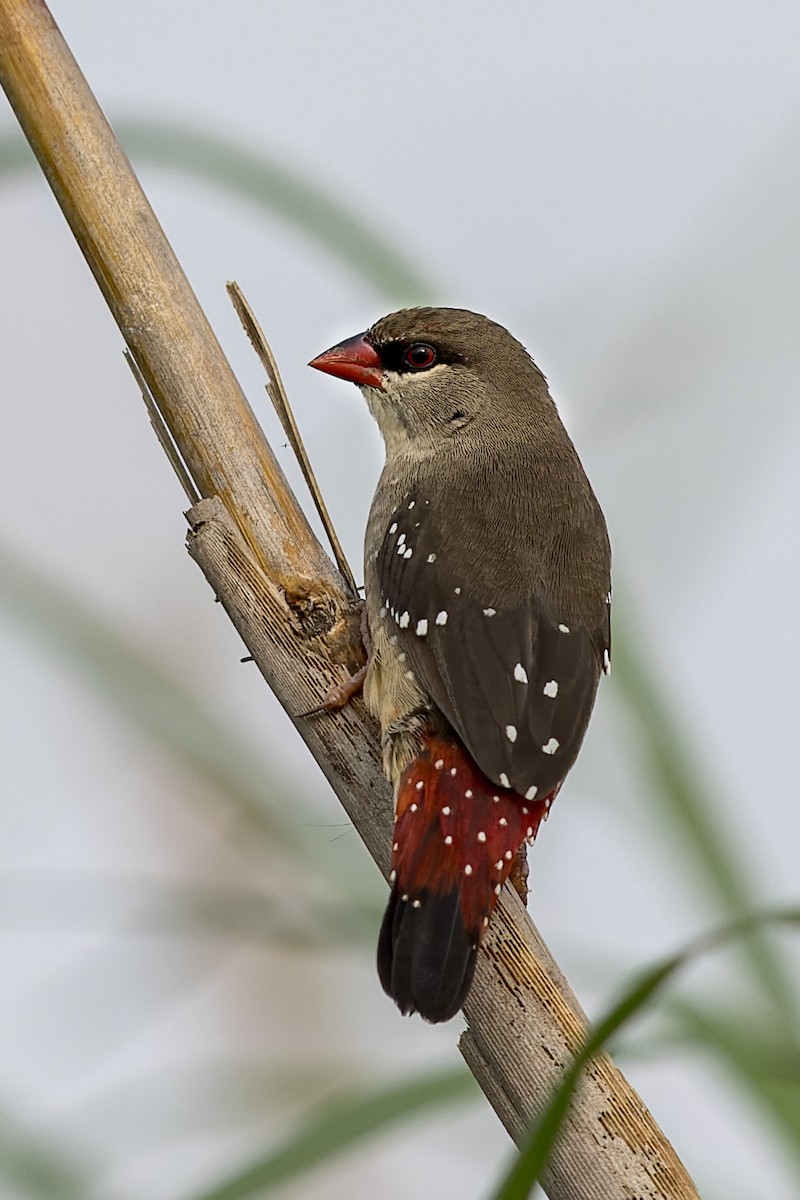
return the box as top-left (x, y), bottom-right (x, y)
top-left (404, 343), bottom-right (437, 370)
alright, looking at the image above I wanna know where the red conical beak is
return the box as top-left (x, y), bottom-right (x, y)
top-left (309, 332), bottom-right (384, 388)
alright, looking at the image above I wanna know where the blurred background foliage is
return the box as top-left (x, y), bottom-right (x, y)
top-left (1, 4), bottom-right (800, 1198)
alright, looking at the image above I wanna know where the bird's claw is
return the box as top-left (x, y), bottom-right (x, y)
top-left (297, 664), bottom-right (368, 720)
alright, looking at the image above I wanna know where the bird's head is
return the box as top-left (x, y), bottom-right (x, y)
top-left (310, 307), bottom-right (555, 458)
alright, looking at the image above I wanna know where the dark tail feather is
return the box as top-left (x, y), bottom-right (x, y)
top-left (377, 886), bottom-right (477, 1023)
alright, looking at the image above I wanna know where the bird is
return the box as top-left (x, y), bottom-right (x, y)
top-left (309, 307), bottom-right (611, 1023)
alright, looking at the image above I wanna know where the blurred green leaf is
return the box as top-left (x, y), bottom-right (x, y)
top-left (612, 604), bottom-right (800, 1029)
top-left (492, 959), bottom-right (678, 1200)
top-left (0, 1112), bottom-right (89, 1200)
top-left (0, 535), bottom-right (371, 906)
top-left (0, 123), bottom-right (434, 305)
top-left (63, 1058), bottom-right (381, 1144)
top-left (491, 907), bottom-right (800, 1200)
top-left (669, 997), bottom-right (800, 1171)
top-left (0, 871), bottom-right (379, 949)
top-left (614, 994), bottom-right (800, 1186)
top-left (188, 1066), bottom-right (476, 1200)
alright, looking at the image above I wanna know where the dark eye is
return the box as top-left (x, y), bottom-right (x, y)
top-left (404, 343), bottom-right (437, 370)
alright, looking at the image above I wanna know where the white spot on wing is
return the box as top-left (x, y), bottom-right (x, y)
top-left (525, 786), bottom-right (538, 800)
top-left (403, 547), bottom-right (413, 559)
top-left (603, 648), bottom-right (611, 675)
top-left (444, 835), bottom-right (453, 844)
top-left (415, 618), bottom-right (428, 636)
top-left (499, 773), bottom-right (510, 788)
top-left (464, 864), bottom-right (473, 875)
top-left (542, 738), bottom-right (560, 755)
top-left (543, 680), bottom-right (559, 698)
top-left (408, 500), bottom-right (416, 509)
top-left (558, 623), bottom-right (570, 633)
top-left (514, 663), bottom-right (528, 684)
top-left (477, 831), bottom-right (487, 842)
top-left (415, 780), bottom-right (424, 791)
top-left (434, 759), bottom-right (444, 769)
top-left (435, 610), bottom-right (448, 625)
top-left (427, 553), bottom-right (437, 563)
top-left (454, 587), bottom-right (462, 594)
top-left (389, 523), bottom-right (397, 534)
top-left (441, 805), bottom-right (451, 815)
top-left (483, 607), bottom-right (496, 617)
top-left (505, 725), bottom-right (518, 743)
top-left (399, 611), bottom-right (410, 628)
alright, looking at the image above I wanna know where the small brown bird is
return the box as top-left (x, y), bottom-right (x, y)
top-left (310, 308), bottom-right (611, 1023)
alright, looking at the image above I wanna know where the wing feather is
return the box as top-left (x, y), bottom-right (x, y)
top-left (377, 494), bottom-right (608, 796)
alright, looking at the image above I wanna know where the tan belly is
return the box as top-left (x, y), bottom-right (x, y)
top-left (364, 613), bottom-right (429, 785)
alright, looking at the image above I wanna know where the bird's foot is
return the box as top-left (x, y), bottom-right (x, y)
top-left (296, 663), bottom-right (368, 720)
top-left (297, 604), bottom-right (372, 719)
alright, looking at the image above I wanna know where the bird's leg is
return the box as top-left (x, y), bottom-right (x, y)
top-left (297, 607), bottom-right (371, 719)
top-left (508, 788), bottom-right (558, 903)
top-left (298, 664), bottom-right (368, 718)
top-left (508, 843), bottom-right (529, 905)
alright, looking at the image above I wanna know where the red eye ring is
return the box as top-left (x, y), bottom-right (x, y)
top-left (404, 343), bottom-right (437, 370)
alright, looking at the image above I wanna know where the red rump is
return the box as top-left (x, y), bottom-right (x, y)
top-left (394, 738), bottom-right (548, 932)
top-left (377, 733), bottom-right (552, 1023)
